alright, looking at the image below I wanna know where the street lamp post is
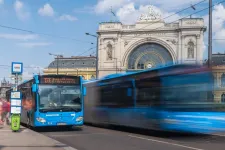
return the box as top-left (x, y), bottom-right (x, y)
top-left (49, 53), bottom-right (60, 75)
top-left (208, 0), bottom-right (212, 68)
top-left (85, 33), bottom-right (98, 79)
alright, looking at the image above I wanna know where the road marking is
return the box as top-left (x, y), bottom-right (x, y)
top-left (128, 135), bottom-right (204, 150)
top-left (209, 133), bottom-right (225, 137)
top-left (63, 146), bottom-right (78, 150)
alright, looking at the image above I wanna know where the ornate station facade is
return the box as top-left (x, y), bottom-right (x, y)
top-left (97, 6), bottom-right (206, 78)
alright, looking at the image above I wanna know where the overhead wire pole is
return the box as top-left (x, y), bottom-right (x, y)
top-left (49, 53), bottom-right (60, 75)
top-left (85, 33), bottom-right (98, 79)
top-left (208, 0), bottom-right (213, 68)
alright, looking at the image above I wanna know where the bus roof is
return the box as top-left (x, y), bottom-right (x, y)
top-left (84, 64), bottom-right (208, 85)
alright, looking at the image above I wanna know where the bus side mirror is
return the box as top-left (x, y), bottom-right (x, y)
top-left (83, 87), bottom-right (86, 96)
top-left (32, 84), bottom-right (37, 92)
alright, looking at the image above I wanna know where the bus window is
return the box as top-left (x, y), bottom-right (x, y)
top-left (38, 85), bottom-right (81, 112)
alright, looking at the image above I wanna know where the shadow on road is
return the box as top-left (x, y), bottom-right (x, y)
top-left (33, 126), bottom-right (83, 133)
top-left (85, 123), bottom-right (225, 143)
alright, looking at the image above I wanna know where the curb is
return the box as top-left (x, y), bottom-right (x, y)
top-left (22, 126), bottom-right (78, 150)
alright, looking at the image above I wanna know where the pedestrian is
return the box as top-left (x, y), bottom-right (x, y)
top-left (0, 99), bottom-right (3, 125)
top-left (6, 100), bottom-right (10, 125)
top-left (2, 99), bottom-right (8, 125)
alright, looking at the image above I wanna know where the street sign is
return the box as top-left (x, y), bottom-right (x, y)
top-left (11, 62), bottom-right (23, 74)
top-left (11, 106), bottom-right (21, 114)
top-left (11, 99), bottom-right (22, 106)
top-left (10, 91), bottom-right (22, 114)
top-left (10, 91), bottom-right (22, 99)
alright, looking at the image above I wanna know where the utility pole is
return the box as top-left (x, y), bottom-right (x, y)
top-left (85, 33), bottom-right (98, 79)
top-left (208, 0), bottom-right (212, 68)
top-left (56, 55), bottom-right (59, 75)
top-left (49, 53), bottom-right (61, 75)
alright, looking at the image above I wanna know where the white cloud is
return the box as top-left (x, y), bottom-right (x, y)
top-left (203, 4), bottom-right (225, 45)
top-left (58, 14), bottom-right (77, 22)
top-left (17, 42), bottom-right (52, 48)
top-left (14, 0), bottom-right (30, 21)
top-left (95, 0), bottom-right (128, 14)
top-left (204, 4), bottom-right (225, 33)
top-left (0, 34), bottom-right (38, 41)
top-left (94, 0), bottom-right (201, 14)
top-left (116, 3), bottom-right (181, 25)
top-left (214, 29), bottom-right (225, 44)
top-left (38, 3), bottom-right (54, 17)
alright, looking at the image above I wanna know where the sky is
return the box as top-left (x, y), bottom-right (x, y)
top-left (0, 0), bottom-right (225, 82)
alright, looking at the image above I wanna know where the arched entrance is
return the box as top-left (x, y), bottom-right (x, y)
top-left (127, 43), bottom-right (173, 70)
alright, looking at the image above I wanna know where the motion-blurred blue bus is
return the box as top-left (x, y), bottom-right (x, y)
top-left (7, 75), bottom-right (84, 128)
top-left (83, 64), bottom-right (225, 134)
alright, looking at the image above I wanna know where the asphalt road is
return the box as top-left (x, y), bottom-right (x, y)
top-left (39, 125), bottom-right (225, 150)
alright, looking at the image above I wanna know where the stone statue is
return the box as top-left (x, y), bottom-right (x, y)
top-left (188, 41), bottom-right (194, 58)
top-left (139, 5), bottom-right (162, 22)
top-left (107, 44), bottom-right (113, 60)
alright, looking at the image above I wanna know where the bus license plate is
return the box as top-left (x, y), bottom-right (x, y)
top-left (57, 123), bottom-right (66, 126)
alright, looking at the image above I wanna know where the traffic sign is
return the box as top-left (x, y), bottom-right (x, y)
top-left (11, 62), bottom-right (23, 74)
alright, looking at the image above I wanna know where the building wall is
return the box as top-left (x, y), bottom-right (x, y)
top-left (43, 68), bottom-right (96, 80)
top-left (97, 18), bottom-right (206, 78)
top-left (212, 66), bottom-right (225, 102)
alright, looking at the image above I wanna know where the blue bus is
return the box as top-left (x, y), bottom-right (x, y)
top-left (83, 64), bottom-right (225, 134)
top-left (7, 75), bottom-right (84, 128)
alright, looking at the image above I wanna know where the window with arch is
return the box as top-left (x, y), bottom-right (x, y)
top-left (222, 93), bottom-right (225, 102)
top-left (107, 43), bottom-right (113, 60)
top-left (221, 73), bottom-right (225, 87)
top-left (187, 41), bottom-right (194, 59)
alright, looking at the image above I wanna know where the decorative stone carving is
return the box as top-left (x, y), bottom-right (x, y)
top-left (139, 5), bottom-right (162, 22)
top-left (187, 40), bottom-right (195, 59)
top-left (185, 19), bottom-right (197, 24)
top-left (107, 43), bottom-right (113, 60)
top-left (196, 34), bottom-right (200, 39)
top-left (124, 41), bottom-right (129, 47)
top-left (166, 39), bottom-right (177, 45)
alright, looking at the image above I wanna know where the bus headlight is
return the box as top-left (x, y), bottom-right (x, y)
top-left (76, 117), bottom-right (83, 122)
top-left (36, 117), bottom-right (46, 123)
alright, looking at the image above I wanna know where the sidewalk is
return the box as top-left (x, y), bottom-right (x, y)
top-left (0, 125), bottom-right (76, 150)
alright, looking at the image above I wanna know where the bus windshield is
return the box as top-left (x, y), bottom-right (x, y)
top-left (38, 85), bottom-right (81, 112)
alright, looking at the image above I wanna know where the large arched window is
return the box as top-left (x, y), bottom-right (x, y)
top-left (221, 93), bottom-right (225, 102)
top-left (127, 43), bottom-right (173, 70)
top-left (107, 44), bottom-right (113, 60)
top-left (187, 41), bottom-right (194, 59)
top-left (221, 73), bottom-right (225, 87)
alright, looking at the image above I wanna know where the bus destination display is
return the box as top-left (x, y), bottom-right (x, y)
top-left (40, 77), bottom-right (79, 85)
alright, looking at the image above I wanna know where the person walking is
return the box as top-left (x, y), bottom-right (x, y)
top-left (0, 99), bottom-right (3, 125)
